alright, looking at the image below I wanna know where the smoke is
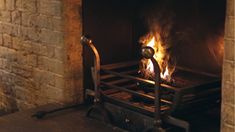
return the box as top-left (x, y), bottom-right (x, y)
top-left (139, 0), bottom-right (226, 74)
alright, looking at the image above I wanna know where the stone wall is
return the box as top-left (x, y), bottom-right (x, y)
top-left (221, 0), bottom-right (235, 131)
top-left (0, 0), bottom-right (83, 112)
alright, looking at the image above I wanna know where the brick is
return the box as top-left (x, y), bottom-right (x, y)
top-left (221, 104), bottom-right (235, 126)
top-left (221, 123), bottom-right (235, 132)
top-left (6, 0), bottom-right (15, 11)
top-left (27, 54), bottom-right (37, 67)
top-left (52, 18), bottom-right (63, 31)
top-left (223, 60), bottom-right (235, 83)
top-left (0, 33), bottom-right (3, 45)
top-left (226, 0), bottom-right (235, 16)
top-left (11, 24), bottom-right (22, 37)
top-left (223, 81), bottom-right (235, 105)
top-left (16, 100), bottom-right (35, 110)
top-left (12, 65), bottom-right (33, 78)
top-left (1, 23), bottom-right (13, 35)
top-left (3, 34), bottom-right (12, 48)
top-left (54, 47), bottom-right (64, 61)
top-left (224, 39), bottom-right (235, 61)
top-left (36, 15), bottom-right (53, 30)
top-left (38, 56), bottom-right (64, 75)
top-left (21, 27), bottom-right (40, 41)
top-left (39, 1), bottom-right (62, 16)
top-left (32, 68), bottom-right (55, 86)
top-left (225, 17), bottom-right (235, 39)
top-left (21, 0), bottom-right (37, 13)
top-left (55, 75), bottom-right (65, 89)
top-left (13, 74), bottom-right (35, 89)
top-left (15, 86), bottom-right (28, 101)
top-left (31, 43), bottom-right (55, 58)
top-left (0, 11), bottom-right (11, 23)
top-left (45, 85), bottom-right (64, 102)
top-left (21, 12), bottom-right (37, 27)
top-left (12, 36), bottom-right (23, 50)
top-left (40, 29), bottom-right (64, 45)
top-left (0, 0), bottom-right (5, 10)
top-left (12, 10), bottom-right (22, 25)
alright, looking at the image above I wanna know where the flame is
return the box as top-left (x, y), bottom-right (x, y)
top-left (140, 33), bottom-right (175, 82)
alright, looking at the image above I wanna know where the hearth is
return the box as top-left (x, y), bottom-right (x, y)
top-left (81, 36), bottom-right (221, 131)
top-left (81, 0), bottom-right (227, 131)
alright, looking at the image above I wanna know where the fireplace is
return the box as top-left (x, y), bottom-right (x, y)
top-left (82, 0), bottom-right (234, 131)
top-left (0, 0), bottom-right (234, 131)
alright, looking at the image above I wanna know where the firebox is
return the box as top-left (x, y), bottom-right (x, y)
top-left (82, 0), bottom-right (226, 131)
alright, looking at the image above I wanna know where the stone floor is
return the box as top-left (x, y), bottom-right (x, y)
top-left (0, 104), bottom-right (124, 132)
top-left (0, 104), bottom-right (220, 132)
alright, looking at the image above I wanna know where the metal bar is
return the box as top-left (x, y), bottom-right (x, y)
top-left (104, 78), bottom-right (132, 85)
top-left (150, 57), bottom-right (162, 130)
top-left (102, 94), bottom-right (171, 117)
top-left (176, 66), bottom-right (220, 78)
top-left (102, 68), bottom-right (180, 92)
top-left (101, 81), bottom-right (173, 105)
top-left (101, 81), bottom-right (155, 100)
top-left (101, 61), bottom-right (139, 70)
top-left (101, 69), bottom-right (138, 80)
top-left (81, 36), bottom-right (101, 103)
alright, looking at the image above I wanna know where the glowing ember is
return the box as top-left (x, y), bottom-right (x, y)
top-left (140, 33), bottom-right (175, 82)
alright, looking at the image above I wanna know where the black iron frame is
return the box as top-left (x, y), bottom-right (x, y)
top-left (81, 36), bottom-right (221, 132)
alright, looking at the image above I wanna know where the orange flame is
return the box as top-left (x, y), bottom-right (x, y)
top-left (140, 33), bottom-right (175, 82)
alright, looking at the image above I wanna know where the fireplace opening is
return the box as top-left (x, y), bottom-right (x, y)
top-left (83, 0), bottom-right (227, 131)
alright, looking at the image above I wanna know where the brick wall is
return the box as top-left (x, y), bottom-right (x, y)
top-left (0, 0), bottom-right (83, 112)
top-left (221, 0), bottom-right (235, 131)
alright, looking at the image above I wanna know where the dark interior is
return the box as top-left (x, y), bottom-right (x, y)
top-left (82, 0), bottom-right (226, 95)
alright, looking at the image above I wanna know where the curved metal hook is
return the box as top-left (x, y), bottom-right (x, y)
top-left (81, 35), bottom-right (101, 103)
top-left (141, 46), bottom-right (163, 131)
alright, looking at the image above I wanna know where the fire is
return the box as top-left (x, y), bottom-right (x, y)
top-left (140, 33), bottom-right (175, 82)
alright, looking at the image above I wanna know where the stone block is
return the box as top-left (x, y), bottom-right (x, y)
top-left (0, 0), bottom-right (5, 10)
top-left (55, 75), bottom-right (65, 89)
top-left (1, 23), bottom-right (13, 35)
top-left (12, 10), bottom-right (22, 25)
top-left (221, 123), bottom-right (235, 132)
top-left (26, 54), bottom-right (37, 67)
top-left (33, 68), bottom-right (56, 87)
top-left (39, 0), bottom-right (62, 16)
top-left (40, 29), bottom-right (64, 45)
top-left (21, 12), bottom-right (37, 27)
top-left (21, 27), bottom-right (40, 41)
top-left (225, 17), bottom-right (235, 39)
top-left (54, 47), bottom-right (64, 61)
top-left (12, 65), bottom-right (33, 78)
top-left (12, 37), bottom-right (23, 50)
top-left (38, 56), bottom-right (64, 75)
top-left (45, 85), bottom-right (64, 102)
top-left (36, 15), bottom-right (53, 30)
top-left (21, 0), bottom-right (37, 13)
top-left (221, 104), bottom-right (235, 126)
top-left (52, 18), bottom-right (63, 32)
top-left (223, 60), bottom-right (235, 83)
top-left (6, 0), bottom-right (15, 11)
top-left (15, 86), bottom-right (28, 101)
top-left (0, 33), bottom-right (3, 46)
top-left (226, 0), bottom-right (235, 16)
top-left (15, 100), bottom-right (34, 110)
top-left (224, 39), bottom-right (235, 61)
top-left (0, 11), bottom-right (11, 23)
top-left (11, 25), bottom-right (22, 37)
top-left (223, 81), bottom-right (235, 105)
top-left (13, 74), bottom-right (35, 88)
top-left (3, 34), bottom-right (12, 48)
top-left (39, 45), bottom-right (55, 58)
